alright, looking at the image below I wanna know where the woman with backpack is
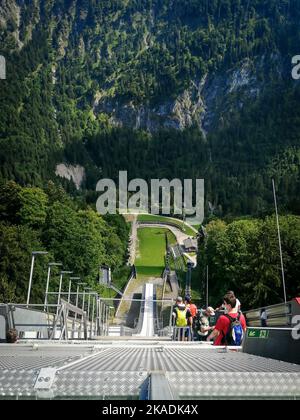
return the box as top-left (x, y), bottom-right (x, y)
top-left (207, 293), bottom-right (247, 346)
top-left (172, 297), bottom-right (193, 341)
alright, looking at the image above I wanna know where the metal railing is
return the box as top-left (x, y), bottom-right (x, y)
top-left (244, 301), bottom-right (295, 328)
top-left (101, 296), bottom-right (175, 338)
top-left (0, 292), bottom-right (112, 342)
top-left (172, 327), bottom-right (193, 342)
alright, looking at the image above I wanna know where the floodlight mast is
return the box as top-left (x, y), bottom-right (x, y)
top-left (44, 263), bottom-right (63, 312)
top-left (56, 271), bottom-right (73, 316)
top-left (69, 277), bottom-right (81, 304)
top-left (272, 179), bottom-right (287, 304)
top-left (27, 251), bottom-right (48, 307)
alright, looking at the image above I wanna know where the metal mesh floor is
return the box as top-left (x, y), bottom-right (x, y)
top-left (61, 347), bottom-right (300, 373)
top-left (0, 345), bottom-right (95, 371)
top-left (0, 342), bottom-right (299, 399)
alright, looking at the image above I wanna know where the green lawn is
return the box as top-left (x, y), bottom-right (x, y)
top-left (135, 228), bottom-right (176, 278)
top-left (137, 214), bottom-right (196, 237)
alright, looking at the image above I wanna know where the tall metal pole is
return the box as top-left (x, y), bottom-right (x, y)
top-left (72, 283), bottom-right (81, 339)
top-left (27, 251), bottom-right (49, 307)
top-left (105, 306), bottom-right (109, 336)
top-left (99, 300), bottom-right (103, 335)
top-left (44, 265), bottom-right (51, 312)
top-left (74, 282), bottom-right (85, 337)
top-left (206, 265), bottom-right (209, 308)
top-left (95, 296), bottom-right (98, 336)
top-left (71, 278), bottom-right (81, 308)
top-left (80, 288), bottom-right (87, 339)
top-left (86, 290), bottom-right (92, 321)
top-left (272, 179), bottom-right (287, 304)
top-left (82, 288), bottom-right (86, 312)
top-left (56, 271), bottom-right (73, 316)
top-left (91, 295), bottom-right (95, 339)
top-left (56, 272), bottom-right (63, 317)
top-left (27, 254), bottom-right (36, 307)
top-left (96, 296), bottom-right (100, 336)
top-left (45, 263), bottom-right (63, 312)
top-left (75, 284), bottom-right (80, 309)
top-left (68, 280), bottom-right (72, 304)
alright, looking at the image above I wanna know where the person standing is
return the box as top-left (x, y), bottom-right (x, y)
top-left (185, 296), bottom-right (198, 318)
top-left (172, 297), bottom-right (193, 341)
top-left (215, 291), bottom-right (241, 313)
top-left (207, 293), bottom-right (247, 346)
top-left (6, 329), bottom-right (19, 344)
top-left (197, 307), bottom-right (215, 341)
top-left (260, 309), bottom-right (268, 327)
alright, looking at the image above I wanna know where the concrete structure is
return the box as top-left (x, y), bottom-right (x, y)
top-left (183, 238), bottom-right (198, 253)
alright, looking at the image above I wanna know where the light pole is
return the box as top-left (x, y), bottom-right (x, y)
top-left (206, 265), bottom-right (209, 308)
top-left (75, 282), bottom-right (86, 309)
top-left (27, 251), bottom-right (48, 307)
top-left (272, 179), bottom-right (287, 304)
top-left (85, 288), bottom-right (93, 321)
top-left (69, 278), bottom-right (81, 305)
top-left (44, 263), bottom-right (63, 312)
top-left (84, 287), bottom-right (94, 338)
top-left (72, 277), bottom-right (87, 338)
top-left (91, 294), bottom-right (97, 339)
top-left (56, 271), bottom-right (73, 316)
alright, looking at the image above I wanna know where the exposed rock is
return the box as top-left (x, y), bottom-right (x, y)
top-left (93, 78), bottom-right (207, 132)
top-left (0, 0), bottom-right (23, 49)
top-left (92, 56), bottom-right (282, 133)
top-left (55, 164), bottom-right (85, 190)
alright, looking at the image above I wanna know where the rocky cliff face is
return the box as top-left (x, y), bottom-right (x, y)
top-left (55, 163), bottom-right (85, 190)
top-left (93, 56), bottom-right (284, 133)
top-left (0, 0), bottom-right (296, 137)
top-left (0, 0), bottom-right (42, 49)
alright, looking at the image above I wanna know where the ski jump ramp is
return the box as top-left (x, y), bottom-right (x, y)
top-left (135, 283), bottom-right (155, 337)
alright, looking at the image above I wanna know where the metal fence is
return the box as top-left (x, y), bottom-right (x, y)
top-left (244, 299), bottom-right (300, 328)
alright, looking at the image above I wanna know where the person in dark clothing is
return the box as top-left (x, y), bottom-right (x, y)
top-left (6, 329), bottom-right (18, 344)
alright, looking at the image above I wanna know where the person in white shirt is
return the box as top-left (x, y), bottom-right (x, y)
top-left (260, 308), bottom-right (268, 327)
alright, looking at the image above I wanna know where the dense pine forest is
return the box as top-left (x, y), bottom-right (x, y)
top-left (1, 0), bottom-right (300, 305)
top-left (0, 0), bottom-right (300, 215)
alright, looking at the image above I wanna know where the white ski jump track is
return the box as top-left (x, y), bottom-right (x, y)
top-left (136, 283), bottom-right (155, 337)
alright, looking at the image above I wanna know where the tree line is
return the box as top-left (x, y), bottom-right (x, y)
top-left (196, 215), bottom-right (300, 309)
top-left (0, 180), bottom-right (130, 303)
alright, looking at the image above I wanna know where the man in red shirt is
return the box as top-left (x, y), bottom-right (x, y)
top-left (207, 293), bottom-right (247, 346)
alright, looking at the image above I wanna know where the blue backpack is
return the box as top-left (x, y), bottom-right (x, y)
top-left (223, 312), bottom-right (244, 346)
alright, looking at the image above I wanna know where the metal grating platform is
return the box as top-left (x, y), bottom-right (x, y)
top-left (0, 345), bottom-right (95, 371)
top-left (168, 372), bottom-right (300, 399)
top-left (61, 347), bottom-right (300, 373)
top-left (0, 342), bottom-right (299, 399)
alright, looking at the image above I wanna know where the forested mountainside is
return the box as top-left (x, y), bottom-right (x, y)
top-left (0, 0), bottom-right (300, 216)
top-left (0, 180), bottom-right (130, 303)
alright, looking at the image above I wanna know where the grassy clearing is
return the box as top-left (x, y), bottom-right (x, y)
top-left (135, 228), bottom-right (176, 279)
top-left (137, 214), bottom-right (196, 237)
